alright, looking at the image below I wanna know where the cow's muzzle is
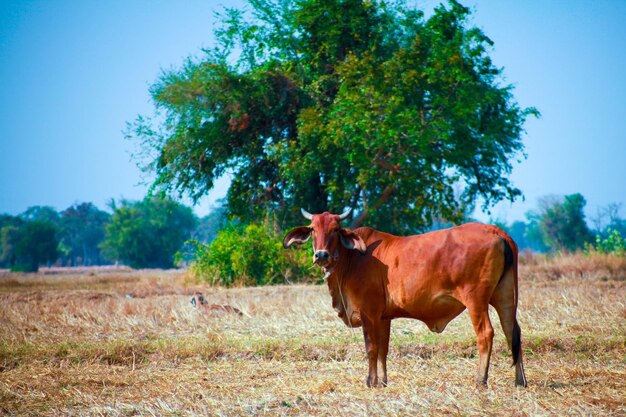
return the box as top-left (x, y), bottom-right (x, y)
top-left (314, 250), bottom-right (330, 266)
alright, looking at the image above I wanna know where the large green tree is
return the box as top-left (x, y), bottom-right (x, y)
top-left (101, 198), bottom-right (197, 269)
top-left (130, 0), bottom-right (536, 233)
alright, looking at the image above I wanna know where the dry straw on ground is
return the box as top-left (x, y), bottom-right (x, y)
top-left (1, 255), bottom-right (625, 416)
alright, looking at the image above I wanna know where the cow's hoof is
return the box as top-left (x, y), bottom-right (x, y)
top-left (366, 376), bottom-right (380, 388)
top-left (515, 380), bottom-right (527, 388)
top-left (475, 380), bottom-right (488, 390)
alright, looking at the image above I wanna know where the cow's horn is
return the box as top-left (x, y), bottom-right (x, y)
top-left (301, 208), bottom-right (313, 220)
top-left (338, 208), bottom-right (352, 221)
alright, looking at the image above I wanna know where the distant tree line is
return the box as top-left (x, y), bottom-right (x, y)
top-left (0, 198), bottom-right (201, 272)
top-left (494, 193), bottom-right (625, 254)
top-left (1, 192), bottom-right (623, 273)
top-left (186, 192), bottom-right (624, 287)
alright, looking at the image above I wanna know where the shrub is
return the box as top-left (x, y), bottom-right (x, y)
top-left (584, 229), bottom-right (625, 257)
top-left (186, 221), bottom-right (314, 286)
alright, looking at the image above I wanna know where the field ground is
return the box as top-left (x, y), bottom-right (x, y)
top-left (1, 254), bottom-right (625, 416)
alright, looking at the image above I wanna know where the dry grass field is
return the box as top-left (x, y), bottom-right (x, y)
top-left (1, 254), bottom-right (625, 416)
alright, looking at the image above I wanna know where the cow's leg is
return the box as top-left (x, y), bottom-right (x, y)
top-left (467, 304), bottom-right (494, 387)
top-left (378, 319), bottom-right (391, 387)
top-left (491, 269), bottom-right (527, 387)
top-left (361, 316), bottom-right (381, 387)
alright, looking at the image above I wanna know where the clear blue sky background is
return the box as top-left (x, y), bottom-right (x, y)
top-left (1, 0), bottom-right (625, 225)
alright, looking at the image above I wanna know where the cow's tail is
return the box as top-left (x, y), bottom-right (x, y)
top-left (502, 234), bottom-right (522, 366)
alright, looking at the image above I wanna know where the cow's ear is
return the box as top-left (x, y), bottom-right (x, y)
top-left (283, 227), bottom-right (312, 248)
top-left (339, 229), bottom-right (367, 254)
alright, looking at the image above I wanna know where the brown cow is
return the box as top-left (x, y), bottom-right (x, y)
top-left (283, 209), bottom-right (527, 388)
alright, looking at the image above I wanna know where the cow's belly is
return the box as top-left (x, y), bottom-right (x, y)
top-left (385, 292), bottom-right (466, 333)
top-left (415, 294), bottom-right (466, 333)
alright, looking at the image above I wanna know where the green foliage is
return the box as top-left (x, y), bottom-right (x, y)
top-left (539, 193), bottom-right (593, 252)
top-left (1, 225), bottom-right (20, 269)
top-left (101, 198), bottom-right (197, 269)
top-left (130, 0), bottom-right (536, 233)
top-left (194, 204), bottom-right (228, 243)
top-left (19, 206), bottom-right (60, 224)
top-left (492, 196), bottom-right (626, 255)
top-left (5, 221), bottom-right (59, 272)
top-left (0, 215), bottom-right (23, 268)
top-left (520, 211), bottom-right (550, 253)
top-left (504, 220), bottom-right (528, 250)
top-left (585, 229), bottom-right (625, 256)
top-left (187, 221), bottom-right (312, 286)
top-left (60, 202), bottom-right (111, 266)
top-left (491, 216), bottom-right (548, 253)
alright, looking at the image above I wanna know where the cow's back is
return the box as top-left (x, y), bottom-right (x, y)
top-left (353, 223), bottom-right (510, 325)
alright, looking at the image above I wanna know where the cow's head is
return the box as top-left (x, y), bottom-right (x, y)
top-left (283, 208), bottom-right (367, 271)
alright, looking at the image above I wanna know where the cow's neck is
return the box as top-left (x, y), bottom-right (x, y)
top-left (324, 245), bottom-right (355, 319)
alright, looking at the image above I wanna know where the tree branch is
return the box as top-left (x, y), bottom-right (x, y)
top-left (351, 183), bottom-right (396, 228)
top-left (374, 149), bottom-right (400, 173)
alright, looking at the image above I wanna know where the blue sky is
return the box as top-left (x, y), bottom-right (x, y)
top-left (1, 0), bottom-right (625, 225)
